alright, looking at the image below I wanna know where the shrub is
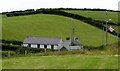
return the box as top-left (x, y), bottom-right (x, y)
top-left (2, 39), bottom-right (23, 45)
top-left (2, 51), bottom-right (16, 57)
top-left (2, 44), bottom-right (56, 55)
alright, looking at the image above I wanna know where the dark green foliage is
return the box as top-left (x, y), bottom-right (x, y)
top-left (2, 44), bottom-right (45, 54)
top-left (35, 50), bottom-right (86, 56)
top-left (83, 45), bottom-right (105, 51)
top-left (2, 44), bottom-right (57, 57)
top-left (2, 44), bottom-right (19, 51)
top-left (2, 39), bottom-right (23, 45)
top-left (2, 51), bottom-right (16, 57)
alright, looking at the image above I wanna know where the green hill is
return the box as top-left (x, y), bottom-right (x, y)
top-left (63, 10), bottom-right (118, 23)
top-left (2, 14), bottom-right (117, 46)
top-left (63, 10), bottom-right (119, 33)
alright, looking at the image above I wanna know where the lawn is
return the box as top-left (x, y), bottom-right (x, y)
top-left (2, 14), bottom-right (117, 46)
top-left (2, 55), bottom-right (118, 69)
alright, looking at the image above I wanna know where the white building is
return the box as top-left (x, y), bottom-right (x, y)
top-left (23, 37), bottom-right (83, 50)
top-left (23, 37), bottom-right (62, 50)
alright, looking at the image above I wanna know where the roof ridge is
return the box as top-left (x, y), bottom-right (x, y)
top-left (26, 36), bottom-right (61, 39)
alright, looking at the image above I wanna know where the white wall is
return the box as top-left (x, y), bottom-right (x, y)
top-left (40, 45), bottom-right (44, 48)
top-left (47, 45), bottom-right (51, 49)
top-left (31, 44), bottom-right (37, 48)
top-left (23, 44), bottom-right (59, 49)
top-left (23, 44), bottom-right (28, 47)
top-left (54, 45), bottom-right (58, 49)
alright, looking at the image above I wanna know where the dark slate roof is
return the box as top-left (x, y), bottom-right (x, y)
top-left (74, 40), bottom-right (81, 46)
top-left (23, 37), bottom-right (61, 45)
top-left (61, 40), bottom-right (71, 46)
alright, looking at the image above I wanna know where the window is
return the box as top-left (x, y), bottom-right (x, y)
top-left (37, 44), bottom-right (40, 48)
top-left (51, 45), bottom-right (54, 49)
top-left (28, 44), bottom-right (31, 47)
top-left (44, 45), bottom-right (47, 49)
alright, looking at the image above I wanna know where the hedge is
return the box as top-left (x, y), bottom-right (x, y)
top-left (2, 39), bottom-right (22, 45)
top-left (2, 51), bottom-right (16, 57)
top-left (2, 44), bottom-right (57, 55)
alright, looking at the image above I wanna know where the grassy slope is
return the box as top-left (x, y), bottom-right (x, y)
top-left (2, 55), bottom-right (118, 69)
top-left (63, 10), bottom-right (118, 23)
top-left (63, 10), bottom-right (119, 33)
top-left (2, 14), bottom-right (117, 46)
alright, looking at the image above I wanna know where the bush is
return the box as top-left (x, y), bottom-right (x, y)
top-left (83, 45), bottom-right (105, 51)
top-left (2, 51), bottom-right (16, 57)
top-left (39, 50), bottom-right (86, 56)
top-left (2, 44), bottom-right (56, 55)
top-left (2, 39), bottom-right (22, 45)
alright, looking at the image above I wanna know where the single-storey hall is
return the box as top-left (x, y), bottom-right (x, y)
top-left (23, 37), bottom-right (62, 50)
top-left (23, 37), bottom-right (83, 50)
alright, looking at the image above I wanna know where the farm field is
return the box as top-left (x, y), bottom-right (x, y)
top-left (2, 14), bottom-right (117, 46)
top-left (63, 10), bottom-right (118, 23)
top-left (63, 10), bottom-right (120, 33)
top-left (2, 55), bottom-right (118, 69)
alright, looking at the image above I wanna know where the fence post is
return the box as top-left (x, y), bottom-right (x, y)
top-left (44, 48), bottom-right (46, 53)
top-left (25, 50), bottom-right (27, 55)
top-left (8, 51), bottom-right (10, 57)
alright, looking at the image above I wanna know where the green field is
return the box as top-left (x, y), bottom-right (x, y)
top-left (63, 10), bottom-right (118, 23)
top-left (2, 14), bottom-right (117, 46)
top-left (2, 55), bottom-right (118, 69)
top-left (63, 10), bottom-right (120, 33)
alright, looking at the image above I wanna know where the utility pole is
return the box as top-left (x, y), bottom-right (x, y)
top-left (102, 22), bottom-right (104, 46)
top-left (105, 11), bottom-right (108, 46)
top-left (71, 19), bottom-right (75, 46)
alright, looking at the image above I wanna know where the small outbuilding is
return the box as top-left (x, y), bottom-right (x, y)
top-left (60, 37), bottom-right (83, 51)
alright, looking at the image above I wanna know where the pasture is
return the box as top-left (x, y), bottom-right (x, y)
top-left (63, 10), bottom-right (118, 23)
top-left (2, 14), bottom-right (117, 46)
top-left (2, 55), bottom-right (118, 69)
top-left (63, 10), bottom-right (120, 34)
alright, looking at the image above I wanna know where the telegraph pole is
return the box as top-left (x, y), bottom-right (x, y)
top-left (71, 19), bottom-right (75, 45)
top-left (102, 22), bottom-right (104, 46)
top-left (105, 11), bottom-right (108, 46)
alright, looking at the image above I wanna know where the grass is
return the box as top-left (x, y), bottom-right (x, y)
top-left (2, 42), bottom-right (119, 69)
top-left (63, 10), bottom-right (120, 33)
top-left (2, 55), bottom-right (118, 69)
top-left (2, 14), bottom-right (118, 46)
top-left (63, 10), bottom-right (118, 23)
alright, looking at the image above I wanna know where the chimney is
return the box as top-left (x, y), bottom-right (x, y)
top-left (66, 37), bottom-right (70, 40)
top-left (75, 37), bottom-right (78, 40)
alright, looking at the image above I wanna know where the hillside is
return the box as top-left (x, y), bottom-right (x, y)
top-left (63, 10), bottom-right (119, 33)
top-left (63, 10), bottom-right (118, 23)
top-left (2, 14), bottom-right (117, 46)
